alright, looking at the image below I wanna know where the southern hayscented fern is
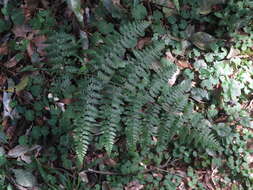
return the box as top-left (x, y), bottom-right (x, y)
top-left (46, 21), bottom-right (220, 164)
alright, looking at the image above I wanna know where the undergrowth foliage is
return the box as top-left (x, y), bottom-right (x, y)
top-left (45, 21), bottom-right (221, 164)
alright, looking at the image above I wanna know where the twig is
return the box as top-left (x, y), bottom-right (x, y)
top-left (85, 168), bottom-right (121, 175)
top-left (85, 157), bottom-right (174, 176)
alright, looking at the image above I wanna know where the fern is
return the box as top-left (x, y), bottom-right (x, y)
top-left (46, 21), bottom-right (221, 164)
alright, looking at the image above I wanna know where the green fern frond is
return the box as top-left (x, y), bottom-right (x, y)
top-left (100, 87), bottom-right (123, 154)
top-left (74, 78), bottom-right (102, 163)
top-left (57, 20), bottom-right (222, 164)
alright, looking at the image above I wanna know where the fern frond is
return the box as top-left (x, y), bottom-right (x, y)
top-left (74, 78), bottom-right (102, 163)
top-left (100, 87), bottom-right (123, 154)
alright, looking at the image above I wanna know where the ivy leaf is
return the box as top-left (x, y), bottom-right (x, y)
top-left (215, 123), bottom-right (231, 137)
top-left (103, 0), bottom-right (123, 18)
top-left (222, 79), bottom-right (243, 102)
top-left (132, 4), bottom-right (147, 20)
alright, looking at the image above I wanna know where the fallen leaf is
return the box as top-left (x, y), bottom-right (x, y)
top-left (136, 37), bottom-right (151, 49)
top-left (4, 56), bottom-right (19, 68)
top-left (6, 76), bottom-right (29, 93)
top-left (176, 59), bottom-right (191, 69)
top-left (3, 89), bottom-right (13, 118)
top-left (168, 68), bottom-right (180, 86)
top-left (8, 145), bottom-right (30, 158)
top-left (60, 98), bottom-right (76, 105)
top-left (80, 30), bottom-right (89, 50)
top-left (8, 145), bottom-right (41, 163)
top-left (32, 35), bottom-right (47, 56)
top-left (125, 180), bottom-right (144, 190)
top-left (0, 74), bottom-right (7, 86)
top-left (191, 32), bottom-right (217, 50)
top-left (104, 157), bottom-right (117, 166)
top-left (226, 46), bottom-right (240, 59)
top-left (102, 181), bottom-right (113, 190)
top-left (26, 41), bottom-right (35, 59)
top-left (0, 43), bottom-right (8, 55)
top-left (199, 0), bottom-right (226, 15)
top-left (12, 25), bottom-right (33, 38)
top-left (67, 0), bottom-right (84, 24)
top-left (78, 171), bottom-right (89, 183)
top-left (165, 51), bottom-right (176, 63)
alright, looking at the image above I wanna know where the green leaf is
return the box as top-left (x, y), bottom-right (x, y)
top-left (11, 9), bottom-right (25, 25)
top-left (0, 132), bottom-right (8, 144)
top-left (25, 110), bottom-right (35, 121)
top-left (0, 19), bottom-right (10, 33)
top-left (215, 123), bottom-right (231, 137)
top-left (173, 0), bottom-right (180, 11)
top-left (132, 4), bottom-right (147, 20)
top-left (12, 169), bottom-right (37, 188)
top-left (67, 0), bottom-right (84, 23)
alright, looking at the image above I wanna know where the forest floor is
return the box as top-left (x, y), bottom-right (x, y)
top-left (1, 0), bottom-right (253, 189)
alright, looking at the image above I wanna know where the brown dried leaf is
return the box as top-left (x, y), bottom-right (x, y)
top-left (27, 41), bottom-right (35, 59)
top-left (60, 98), bottom-right (76, 105)
top-left (12, 25), bottom-right (33, 38)
top-left (0, 75), bottom-right (7, 87)
top-left (0, 43), bottom-right (9, 55)
top-left (4, 56), bottom-right (19, 68)
top-left (165, 51), bottom-right (176, 63)
top-left (136, 37), bottom-right (151, 49)
top-left (32, 35), bottom-right (47, 56)
top-left (104, 158), bottom-right (117, 166)
top-left (227, 46), bottom-right (240, 59)
top-left (125, 181), bottom-right (144, 190)
top-left (176, 59), bottom-right (191, 69)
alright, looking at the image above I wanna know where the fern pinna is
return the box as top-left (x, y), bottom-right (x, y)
top-left (46, 21), bottom-right (220, 164)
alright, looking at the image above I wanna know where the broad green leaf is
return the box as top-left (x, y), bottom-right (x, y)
top-left (12, 169), bottom-right (37, 188)
top-left (132, 4), bottom-right (147, 20)
top-left (191, 32), bottom-right (217, 51)
top-left (173, 0), bottom-right (180, 11)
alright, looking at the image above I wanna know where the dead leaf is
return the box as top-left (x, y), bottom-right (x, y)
top-left (226, 46), bottom-right (240, 59)
top-left (27, 41), bottom-right (35, 59)
top-left (104, 157), bottom-right (117, 166)
top-left (60, 98), bottom-right (76, 105)
top-left (176, 59), bottom-right (191, 69)
top-left (8, 145), bottom-right (41, 163)
top-left (136, 37), bottom-right (151, 49)
top-left (165, 51), bottom-right (176, 63)
top-left (199, 0), bottom-right (226, 15)
top-left (32, 35), bottom-right (47, 56)
top-left (4, 56), bottom-right (19, 68)
top-left (78, 171), bottom-right (89, 183)
top-left (0, 43), bottom-right (8, 55)
top-left (191, 32), bottom-right (217, 51)
top-left (12, 25), bottom-right (33, 38)
top-left (102, 181), bottom-right (113, 190)
top-left (125, 180), bottom-right (144, 190)
top-left (168, 68), bottom-right (180, 86)
top-left (0, 74), bottom-right (7, 86)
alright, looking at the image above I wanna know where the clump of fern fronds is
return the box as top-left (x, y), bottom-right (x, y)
top-left (46, 21), bottom-right (220, 164)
